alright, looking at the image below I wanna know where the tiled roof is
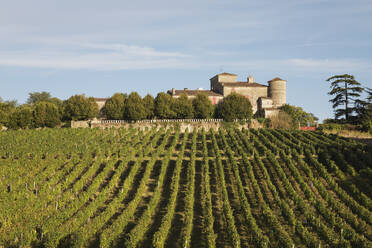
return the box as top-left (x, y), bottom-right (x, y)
top-left (170, 90), bottom-right (223, 97)
top-left (222, 82), bottom-right (268, 87)
top-left (218, 72), bottom-right (237, 76)
top-left (268, 77), bottom-right (284, 82)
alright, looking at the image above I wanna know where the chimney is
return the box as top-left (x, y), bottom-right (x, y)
top-left (247, 75), bottom-right (254, 83)
top-left (172, 88), bottom-right (175, 95)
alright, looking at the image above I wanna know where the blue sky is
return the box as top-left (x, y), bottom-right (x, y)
top-left (1, 0), bottom-right (372, 121)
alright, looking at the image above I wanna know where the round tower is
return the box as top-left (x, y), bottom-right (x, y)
top-left (268, 77), bottom-right (286, 107)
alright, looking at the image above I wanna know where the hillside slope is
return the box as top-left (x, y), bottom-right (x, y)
top-left (0, 128), bottom-right (371, 248)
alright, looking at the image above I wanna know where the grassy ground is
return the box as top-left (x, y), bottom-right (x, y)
top-left (323, 129), bottom-right (372, 144)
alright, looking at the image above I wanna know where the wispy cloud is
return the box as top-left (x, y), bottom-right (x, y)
top-left (0, 40), bottom-right (192, 70)
top-left (1, 42), bottom-right (371, 73)
top-left (216, 58), bottom-right (372, 73)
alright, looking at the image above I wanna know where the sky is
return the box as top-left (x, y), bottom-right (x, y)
top-left (1, 0), bottom-right (372, 121)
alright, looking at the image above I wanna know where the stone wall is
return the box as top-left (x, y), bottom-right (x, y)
top-left (71, 120), bottom-right (90, 128)
top-left (72, 119), bottom-right (262, 131)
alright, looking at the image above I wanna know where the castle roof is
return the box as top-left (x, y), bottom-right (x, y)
top-left (268, 77), bottom-right (284, 82)
top-left (218, 72), bottom-right (237, 76)
top-left (222, 82), bottom-right (267, 87)
top-left (170, 89), bottom-right (223, 97)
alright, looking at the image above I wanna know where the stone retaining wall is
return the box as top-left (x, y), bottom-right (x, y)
top-left (72, 119), bottom-right (261, 131)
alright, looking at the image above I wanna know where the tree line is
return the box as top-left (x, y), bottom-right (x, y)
top-left (0, 91), bottom-right (253, 129)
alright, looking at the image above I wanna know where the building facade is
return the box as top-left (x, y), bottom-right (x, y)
top-left (168, 72), bottom-right (286, 117)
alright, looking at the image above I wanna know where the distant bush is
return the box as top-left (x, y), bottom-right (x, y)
top-left (280, 104), bottom-right (318, 127)
top-left (318, 123), bottom-right (359, 132)
top-left (269, 111), bottom-right (293, 129)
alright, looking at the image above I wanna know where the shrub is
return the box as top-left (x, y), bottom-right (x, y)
top-left (269, 111), bottom-right (293, 129)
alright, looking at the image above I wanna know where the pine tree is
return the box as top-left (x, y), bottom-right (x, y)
top-left (326, 74), bottom-right (364, 121)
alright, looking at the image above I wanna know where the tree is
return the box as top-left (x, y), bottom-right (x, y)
top-left (0, 100), bottom-right (17, 127)
top-left (33, 102), bottom-right (61, 128)
top-left (280, 104), bottom-right (318, 127)
top-left (155, 92), bottom-right (175, 119)
top-left (192, 93), bottom-right (214, 119)
top-left (326, 74), bottom-right (364, 121)
top-left (104, 93), bottom-right (126, 119)
top-left (124, 92), bottom-right (146, 121)
top-left (217, 92), bottom-right (253, 121)
top-left (8, 105), bottom-right (34, 129)
top-left (268, 111), bottom-right (293, 129)
top-left (172, 94), bottom-right (194, 119)
top-left (27, 91), bottom-right (52, 104)
top-left (63, 95), bottom-right (99, 121)
top-left (143, 94), bottom-right (155, 119)
top-left (358, 88), bottom-right (372, 132)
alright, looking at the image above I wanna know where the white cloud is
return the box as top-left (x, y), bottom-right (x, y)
top-left (0, 41), bottom-right (193, 70)
top-left (219, 58), bottom-right (372, 74)
top-left (285, 58), bottom-right (372, 72)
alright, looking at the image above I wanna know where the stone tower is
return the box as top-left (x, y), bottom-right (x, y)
top-left (268, 77), bottom-right (286, 107)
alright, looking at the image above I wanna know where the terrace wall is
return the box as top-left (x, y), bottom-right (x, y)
top-left (72, 119), bottom-right (262, 131)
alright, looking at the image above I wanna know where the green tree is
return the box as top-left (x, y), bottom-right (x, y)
top-left (326, 74), bottom-right (364, 121)
top-left (124, 92), bottom-right (146, 121)
top-left (104, 93), bottom-right (126, 119)
top-left (172, 94), bottom-right (194, 119)
top-left (27, 91), bottom-right (62, 107)
top-left (27, 91), bottom-right (51, 104)
top-left (280, 104), bottom-right (318, 127)
top-left (217, 92), bottom-right (253, 121)
top-left (8, 105), bottom-right (34, 129)
top-left (143, 94), bottom-right (155, 119)
top-left (0, 100), bottom-right (17, 127)
top-left (33, 102), bottom-right (61, 128)
top-left (192, 93), bottom-right (214, 119)
top-left (358, 88), bottom-right (372, 132)
top-left (63, 95), bottom-right (99, 121)
top-left (155, 92), bottom-right (175, 119)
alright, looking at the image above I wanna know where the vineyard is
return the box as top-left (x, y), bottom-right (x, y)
top-left (0, 127), bottom-right (371, 248)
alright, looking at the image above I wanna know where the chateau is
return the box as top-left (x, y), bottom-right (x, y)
top-left (94, 72), bottom-right (287, 118)
top-left (168, 72), bottom-right (286, 117)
